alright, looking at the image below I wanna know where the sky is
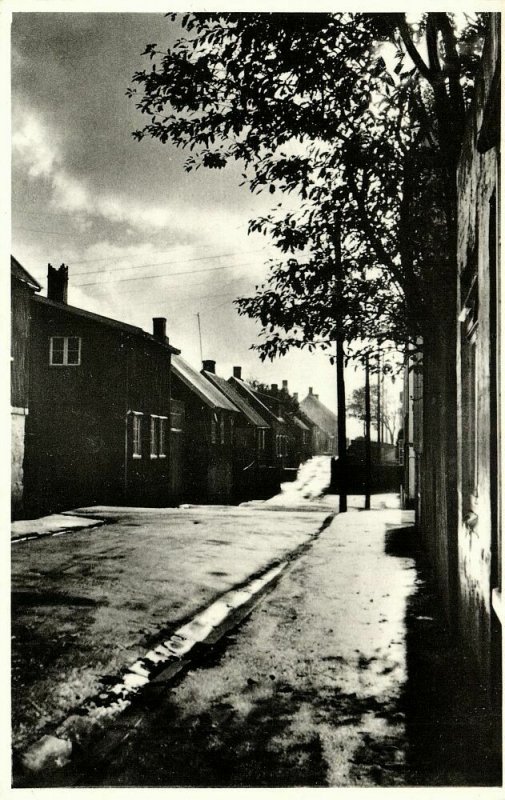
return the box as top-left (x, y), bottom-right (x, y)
top-left (11, 11), bottom-right (401, 434)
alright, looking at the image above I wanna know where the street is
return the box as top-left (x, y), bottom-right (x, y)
top-left (12, 459), bottom-right (332, 764)
top-left (12, 458), bottom-right (499, 787)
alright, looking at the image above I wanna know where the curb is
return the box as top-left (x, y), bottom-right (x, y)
top-left (11, 519), bottom-right (106, 544)
top-left (18, 560), bottom-right (288, 776)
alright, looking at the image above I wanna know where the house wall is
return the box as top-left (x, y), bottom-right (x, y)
top-left (456, 14), bottom-right (500, 693)
top-left (171, 378), bottom-right (234, 504)
top-left (11, 279), bottom-right (34, 518)
top-left (24, 301), bottom-right (173, 515)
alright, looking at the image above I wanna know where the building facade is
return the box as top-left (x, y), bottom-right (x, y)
top-left (24, 265), bottom-right (178, 515)
top-left (11, 256), bottom-right (42, 519)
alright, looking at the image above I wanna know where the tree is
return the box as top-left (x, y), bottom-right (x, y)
top-left (348, 383), bottom-right (400, 444)
top-left (128, 13), bottom-right (489, 521)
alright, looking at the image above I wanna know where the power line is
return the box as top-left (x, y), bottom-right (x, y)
top-left (74, 258), bottom-right (267, 290)
top-left (71, 247), bottom-right (267, 277)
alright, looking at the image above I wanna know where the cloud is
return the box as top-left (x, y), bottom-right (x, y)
top-left (12, 106), bottom-right (273, 262)
top-left (12, 112), bottom-right (61, 178)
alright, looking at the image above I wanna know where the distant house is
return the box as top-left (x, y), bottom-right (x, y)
top-left (228, 369), bottom-right (288, 480)
top-left (24, 264), bottom-right (179, 516)
top-left (201, 360), bottom-right (273, 501)
top-left (11, 256), bottom-right (42, 519)
top-left (300, 387), bottom-right (338, 455)
top-left (171, 354), bottom-right (239, 504)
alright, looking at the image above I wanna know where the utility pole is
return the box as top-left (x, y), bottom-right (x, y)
top-left (196, 312), bottom-right (203, 362)
top-left (364, 354), bottom-right (372, 509)
top-left (377, 350), bottom-right (382, 462)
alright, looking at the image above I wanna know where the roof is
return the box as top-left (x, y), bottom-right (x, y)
top-left (33, 295), bottom-right (180, 354)
top-left (300, 394), bottom-right (338, 436)
top-left (202, 371), bottom-right (270, 428)
top-left (292, 415), bottom-right (310, 431)
top-left (172, 356), bottom-right (239, 412)
top-left (229, 377), bottom-right (285, 426)
top-left (11, 255), bottom-right (42, 292)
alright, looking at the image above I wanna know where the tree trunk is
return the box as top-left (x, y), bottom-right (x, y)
top-left (336, 336), bottom-right (347, 513)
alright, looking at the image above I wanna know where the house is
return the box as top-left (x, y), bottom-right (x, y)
top-left (300, 387), bottom-right (338, 455)
top-left (11, 256), bottom-right (42, 519)
top-left (454, 13), bottom-right (501, 754)
top-left (228, 369), bottom-right (289, 481)
top-left (24, 264), bottom-right (179, 516)
top-left (409, 16), bottom-right (501, 773)
top-left (251, 380), bottom-right (312, 470)
top-left (171, 354), bottom-right (239, 504)
top-left (200, 360), bottom-right (274, 501)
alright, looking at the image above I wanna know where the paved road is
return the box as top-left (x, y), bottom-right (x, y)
top-left (12, 502), bottom-right (331, 755)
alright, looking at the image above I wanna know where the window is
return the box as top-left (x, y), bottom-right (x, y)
top-left (211, 413), bottom-right (218, 444)
top-left (170, 399), bottom-right (184, 432)
top-left (259, 429), bottom-right (266, 451)
top-left (150, 415), bottom-right (168, 458)
top-left (50, 336), bottom-right (81, 365)
top-left (132, 413), bottom-right (143, 458)
top-left (159, 417), bottom-right (167, 457)
top-left (150, 416), bottom-right (158, 458)
top-left (220, 415), bottom-right (226, 444)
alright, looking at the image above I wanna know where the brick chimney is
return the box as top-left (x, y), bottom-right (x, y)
top-left (282, 380), bottom-right (288, 391)
top-left (202, 359), bottom-right (216, 374)
top-left (233, 366), bottom-right (242, 379)
top-left (47, 263), bottom-right (68, 304)
top-left (309, 387), bottom-right (314, 395)
top-left (271, 383), bottom-right (278, 393)
top-left (293, 392), bottom-right (298, 401)
top-left (152, 317), bottom-right (167, 341)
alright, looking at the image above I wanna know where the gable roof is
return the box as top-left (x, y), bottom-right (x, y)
top-left (33, 295), bottom-right (180, 354)
top-left (300, 394), bottom-right (338, 436)
top-left (11, 255), bottom-right (42, 292)
top-left (292, 415), bottom-right (310, 431)
top-left (228, 376), bottom-right (285, 427)
top-left (172, 356), bottom-right (239, 412)
top-left (202, 371), bottom-right (270, 428)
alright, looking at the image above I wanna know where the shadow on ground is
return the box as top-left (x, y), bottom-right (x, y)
top-left (386, 525), bottom-right (502, 787)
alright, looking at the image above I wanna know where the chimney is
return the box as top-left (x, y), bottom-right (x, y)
top-left (153, 317), bottom-right (167, 340)
top-left (293, 392), bottom-right (298, 401)
top-left (282, 380), bottom-right (288, 391)
top-left (47, 263), bottom-right (68, 304)
top-left (309, 387), bottom-right (313, 395)
top-left (271, 383), bottom-right (278, 393)
top-left (202, 359), bottom-right (216, 374)
top-left (314, 394), bottom-right (319, 400)
top-left (233, 366), bottom-right (242, 379)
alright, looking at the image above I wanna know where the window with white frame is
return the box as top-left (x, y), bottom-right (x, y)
top-left (150, 416), bottom-right (158, 458)
top-left (50, 336), bottom-right (81, 365)
top-left (132, 413), bottom-right (143, 458)
top-left (150, 415), bottom-right (168, 458)
top-left (159, 417), bottom-right (167, 457)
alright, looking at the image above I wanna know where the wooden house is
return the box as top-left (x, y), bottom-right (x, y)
top-left (171, 354), bottom-right (239, 504)
top-left (11, 256), bottom-right (42, 519)
top-left (24, 264), bottom-right (179, 515)
top-left (300, 387), bottom-right (338, 455)
top-left (201, 360), bottom-right (274, 500)
top-left (228, 369), bottom-right (289, 480)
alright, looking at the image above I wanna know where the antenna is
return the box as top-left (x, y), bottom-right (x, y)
top-left (196, 312), bottom-right (203, 361)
